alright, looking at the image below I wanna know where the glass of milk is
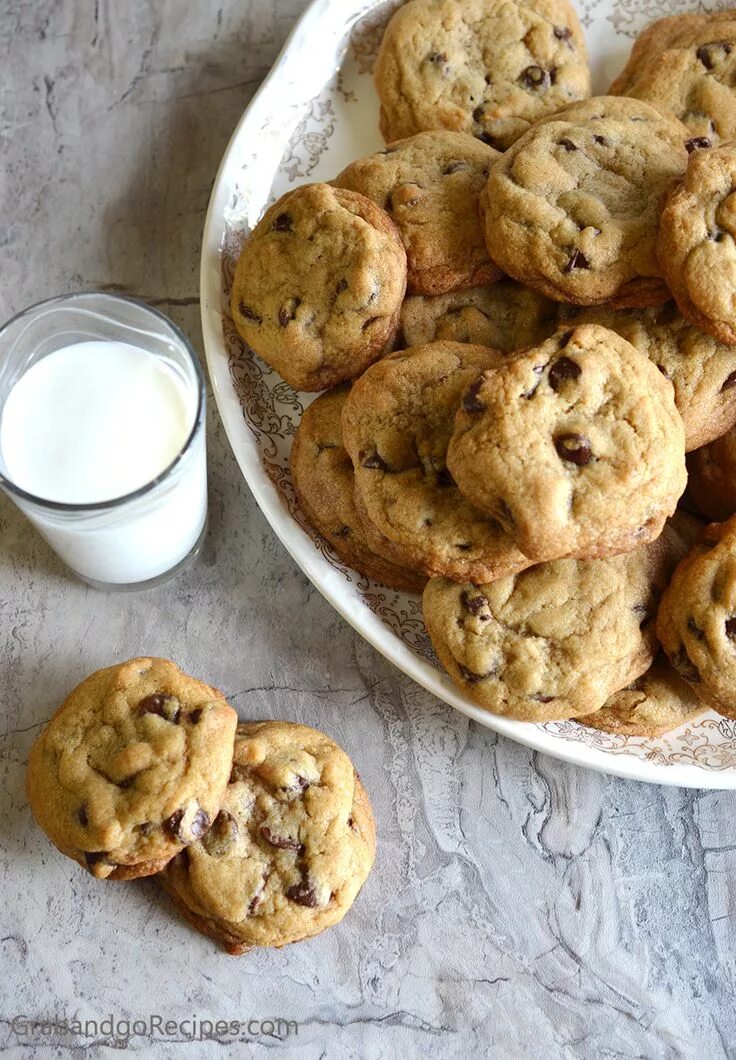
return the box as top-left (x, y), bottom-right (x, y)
top-left (0, 292), bottom-right (208, 589)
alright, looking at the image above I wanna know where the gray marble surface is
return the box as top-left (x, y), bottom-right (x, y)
top-left (0, 2), bottom-right (735, 1057)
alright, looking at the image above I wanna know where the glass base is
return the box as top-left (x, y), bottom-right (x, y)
top-left (76, 518), bottom-right (208, 592)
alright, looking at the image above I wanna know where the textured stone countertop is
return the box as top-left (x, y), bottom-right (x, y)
top-left (0, 2), bottom-right (734, 1057)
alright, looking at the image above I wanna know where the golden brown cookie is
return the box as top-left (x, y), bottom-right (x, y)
top-left (334, 131), bottom-right (502, 296)
top-left (230, 183), bottom-right (407, 392)
top-left (658, 143), bottom-right (736, 346)
top-left (578, 656), bottom-right (704, 737)
top-left (400, 281), bottom-right (559, 353)
top-left (480, 96), bottom-right (689, 306)
top-left (26, 659), bottom-right (238, 880)
top-left (447, 325), bottom-right (687, 562)
top-left (423, 519), bottom-right (691, 721)
top-left (290, 386), bottom-right (426, 592)
top-left (158, 722), bottom-right (375, 954)
top-left (341, 341), bottom-right (533, 583)
top-left (374, 0), bottom-right (590, 150)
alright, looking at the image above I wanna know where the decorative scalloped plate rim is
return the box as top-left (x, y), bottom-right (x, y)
top-left (201, 0), bottom-right (736, 788)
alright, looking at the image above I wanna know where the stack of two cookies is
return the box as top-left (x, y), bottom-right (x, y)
top-left (26, 658), bottom-right (375, 953)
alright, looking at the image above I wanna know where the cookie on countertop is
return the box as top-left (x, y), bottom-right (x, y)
top-left (658, 143), bottom-right (736, 346)
top-left (158, 721), bottom-right (376, 954)
top-left (26, 658), bottom-right (238, 880)
top-left (687, 427), bottom-right (736, 523)
top-left (400, 281), bottom-right (559, 353)
top-left (559, 302), bottom-right (736, 452)
top-left (334, 131), bottom-right (502, 296)
top-left (578, 655), bottom-right (705, 737)
top-left (422, 518), bottom-right (692, 721)
top-left (609, 11), bottom-right (736, 147)
top-left (374, 0), bottom-right (590, 151)
top-left (230, 183), bottom-right (407, 392)
top-left (446, 324), bottom-right (687, 563)
top-left (290, 386), bottom-right (426, 593)
top-left (657, 515), bottom-right (736, 717)
top-left (480, 96), bottom-right (689, 306)
top-left (341, 341), bottom-right (533, 583)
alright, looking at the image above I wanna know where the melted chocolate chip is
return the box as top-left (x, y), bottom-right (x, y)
top-left (278, 297), bottom-right (301, 327)
top-left (272, 212), bottom-right (292, 232)
top-left (726, 617), bottom-right (736, 640)
top-left (472, 105), bottom-right (485, 123)
top-left (687, 618), bottom-right (705, 640)
top-left (555, 433), bottom-right (592, 465)
top-left (190, 809), bottom-right (210, 840)
top-left (77, 805), bottom-right (88, 827)
top-left (549, 357), bottom-right (581, 391)
top-left (238, 301), bottom-right (262, 324)
top-left (554, 25), bottom-right (572, 40)
top-left (165, 808), bottom-right (186, 840)
top-left (722, 371), bottom-right (736, 392)
top-left (533, 695), bottom-right (555, 704)
top-left (286, 879), bottom-right (319, 907)
top-left (686, 136), bottom-right (712, 153)
top-left (593, 134), bottom-right (607, 145)
top-left (202, 810), bottom-right (239, 857)
top-left (336, 278), bottom-right (348, 294)
top-left (189, 708), bottom-right (203, 724)
top-left (564, 249), bottom-right (590, 272)
top-left (138, 694), bottom-right (180, 724)
top-left (137, 822), bottom-right (154, 837)
top-left (462, 377), bottom-right (487, 414)
top-left (696, 41), bottom-right (732, 70)
top-left (559, 138), bottom-right (577, 151)
top-left (558, 330), bottom-right (574, 348)
top-left (458, 664), bottom-right (490, 684)
top-left (461, 589), bottom-right (488, 616)
top-left (362, 452), bottom-right (387, 470)
top-left (672, 648), bottom-right (700, 683)
top-left (283, 775), bottom-right (310, 795)
top-left (260, 826), bottom-right (303, 851)
top-left (523, 364), bottom-right (545, 399)
top-left (520, 65), bottom-right (549, 90)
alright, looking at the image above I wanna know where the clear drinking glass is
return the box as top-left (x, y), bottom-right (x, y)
top-left (0, 292), bottom-right (208, 590)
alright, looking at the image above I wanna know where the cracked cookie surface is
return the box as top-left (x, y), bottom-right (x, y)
top-left (290, 386), bottom-right (426, 592)
top-left (609, 11), bottom-right (736, 147)
top-left (423, 516), bottom-right (697, 720)
top-left (400, 280), bottom-right (559, 353)
top-left (26, 658), bottom-right (238, 880)
top-left (158, 721), bottom-right (376, 954)
top-left (341, 341), bottom-right (532, 583)
top-left (447, 324), bottom-right (686, 562)
top-left (334, 131), bottom-right (501, 296)
top-left (230, 183), bottom-right (407, 392)
top-left (559, 301), bottom-right (736, 451)
top-left (658, 143), bottom-right (736, 346)
top-left (480, 96), bottom-right (689, 306)
top-left (657, 516), bottom-right (736, 716)
top-left (374, 0), bottom-right (590, 151)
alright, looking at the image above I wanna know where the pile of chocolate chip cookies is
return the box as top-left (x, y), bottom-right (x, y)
top-left (26, 659), bottom-right (375, 953)
top-left (230, 1), bottom-right (736, 734)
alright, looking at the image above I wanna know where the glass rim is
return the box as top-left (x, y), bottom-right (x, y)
top-left (0, 290), bottom-right (206, 513)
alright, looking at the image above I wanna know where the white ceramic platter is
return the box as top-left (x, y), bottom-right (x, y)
top-left (201, 0), bottom-right (736, 788)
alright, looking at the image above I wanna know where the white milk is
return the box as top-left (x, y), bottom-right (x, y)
top-left (0, 340), bottom-right (207, 585)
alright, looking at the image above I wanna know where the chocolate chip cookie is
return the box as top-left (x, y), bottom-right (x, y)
top-left (334, 131), bottom-right (502, 296)
top-left (400, 281), bottom-right (559, 353)
top-left (578, 655), bottom-right (704, 737)
top-left (423, 520), bottom-right (690, 720)
top-left (341, 341), bottom-right (532, 583)
top-left (559, 302), bottom-right (736, 451)
top-left (609, 11), bottom-right (736, 147)
top-left (158, 722), bottom-right (376, 954)
top-left (687, 427), bottom-right (736, 523)
top-left (230, 183), bottom-right (407, 392)
top-left (481, 96), bottom-right (689, 306)
top-left (447, 325), bottom-right (686, 562)
top-left (658, 143), bottom-right (736, 346)
top-left (657, 516), bottom-right (736, 716)
top-left (375, 0), bottom-right (590, 151)
top-left (26, 659), bottom-right (238, 880)
top-left (290, 386), bottom-right (426, 592)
